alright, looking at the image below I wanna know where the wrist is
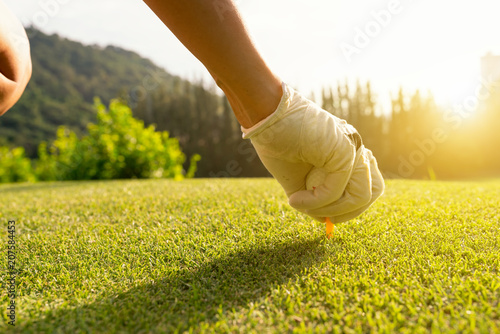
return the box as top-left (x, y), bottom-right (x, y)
top-left (241, 81), bottom-right (290, 139)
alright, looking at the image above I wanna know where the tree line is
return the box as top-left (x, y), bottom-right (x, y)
top-left (1, 28), bottom-right (499, 180)
top-left (133, 78), bottom-right (500, 180)
top-left (322, 80), bottom-right (500, 179)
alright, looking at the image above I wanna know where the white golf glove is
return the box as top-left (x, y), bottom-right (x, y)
top-left (242, 82), bottom-right (384, 224)
top-left (306, 147), bottom-right (385, 223)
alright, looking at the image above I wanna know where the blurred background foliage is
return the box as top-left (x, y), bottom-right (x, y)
top-left (1, 99), bottom-right (196, 182)
top-left (36, 99), bottom-right (196, 181)
top-left (0, 28), bottom-right (499, 183)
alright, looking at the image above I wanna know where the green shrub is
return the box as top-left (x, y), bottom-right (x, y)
top-left (0, 146), bottom-right (36, 183)
top-left (35, 99), bottom-right (197, 181)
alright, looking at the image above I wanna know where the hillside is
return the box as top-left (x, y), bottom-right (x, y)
top-left (0, 27), bottom-right (174, 155)
top-left (2, 28), bottom-right (500, 179)
top-left (0, 28), bottom-right (270, 177)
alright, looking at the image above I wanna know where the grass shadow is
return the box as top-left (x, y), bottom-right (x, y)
top-left (0, 181), bottom-right (87, 194)
top-left (18, 236), bottom-right (331, 333)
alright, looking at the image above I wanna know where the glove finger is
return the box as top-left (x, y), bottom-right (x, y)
top-left (288, 168), bottom-right (353, 210)
top-left (310, 215), bottom-right (326, 223)
top-left (305, 149), bottom-right (372, 217)
top-left (255, 153), bottom-right (313, 197)
top-left (288, 146), bottom-right (364, 211)
top-left (329, 150), bottom-right (385, 224)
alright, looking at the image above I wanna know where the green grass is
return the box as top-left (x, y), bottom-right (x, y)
top-left (0, 178), bottom-right (499, 333)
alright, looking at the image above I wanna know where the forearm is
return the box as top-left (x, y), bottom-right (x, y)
top-left (143, 0), bottom-right (260, 87)
top-left (0, 0), bottom-right (32, 116)
top-left (142, 0), bottom-right (282, 128)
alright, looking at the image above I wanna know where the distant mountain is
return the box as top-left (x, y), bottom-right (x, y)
top-left (2, 29), bottom-right (500, 180)
top-left (0, 28), bottom-right (271, 178)
top-left (0, 27), bottom-right (176, 156)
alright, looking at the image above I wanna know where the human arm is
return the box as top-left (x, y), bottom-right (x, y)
top-left (0, 0), bottom-right (32, 116)
top-left (142, 0), bottom-right (384, 225)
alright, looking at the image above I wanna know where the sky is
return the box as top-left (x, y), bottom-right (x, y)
top-left (4, 0), bottom-right (500, 112)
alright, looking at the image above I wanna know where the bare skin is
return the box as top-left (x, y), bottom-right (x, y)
top-left (142, 0), bottom-right (283, 128)
top-left (0, 0), bottom-right (32, 116)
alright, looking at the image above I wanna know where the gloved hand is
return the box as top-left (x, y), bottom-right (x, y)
top-left (242, 82), bottom-right (384, 223)
top-left (305, 147), bottom-right (385, 223)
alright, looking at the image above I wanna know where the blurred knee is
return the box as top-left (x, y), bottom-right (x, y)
top-left (0, 61), bottom-right (31, 116)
